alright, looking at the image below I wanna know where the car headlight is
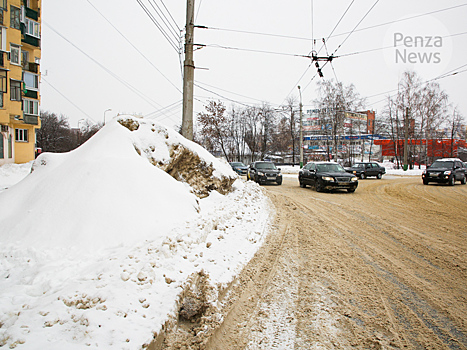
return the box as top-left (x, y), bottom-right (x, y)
top-left (258, 171), bottom-right (265, 176)
top-left (322, 176), bottom-right (334, 182)
top-left (351, 177), bottom-right (358, 182)
top-left (444, 171), bottom-right (451, 175)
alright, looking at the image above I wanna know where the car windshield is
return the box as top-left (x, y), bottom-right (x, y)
top-left (431, 161), bottom-right (453, 168)
top-left (256, 162), bottom-right (277, 170)
top-left (316, 163), bottom-right (345, 173)
top-left (231, 162), bottom-right (246, 167)
top-left (352, 163), bottom-right (365, 168)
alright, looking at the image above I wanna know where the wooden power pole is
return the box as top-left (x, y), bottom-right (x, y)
top-left (182, 0), bottom-right (195, 140)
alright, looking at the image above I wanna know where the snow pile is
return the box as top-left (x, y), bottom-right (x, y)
top-left (0, 116), bottom-right (272, 349)
top-left (0, 161), bottom-right (33, 193)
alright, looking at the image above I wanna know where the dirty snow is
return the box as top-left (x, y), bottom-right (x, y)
top-left (0, 116), bottom-right (272, 349)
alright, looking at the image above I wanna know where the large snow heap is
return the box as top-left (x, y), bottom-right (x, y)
top-left (0, 116), bottom-right (271, 349)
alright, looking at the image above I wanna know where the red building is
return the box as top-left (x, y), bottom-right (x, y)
top-left (374, 139), bottom-right (467, 159)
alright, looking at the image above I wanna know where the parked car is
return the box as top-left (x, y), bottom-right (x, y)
top-left (299, 161), bottom-right (358, 193)
top-left (229, 162), bottom-right (248, 176)
top-left (422, 158), bottom-right (467, 186)
top-left (345, 162), bottom-right (386, 179)
top-left (247, 161), bottom-right (282, 185)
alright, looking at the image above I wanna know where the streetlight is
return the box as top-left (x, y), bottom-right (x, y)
top-left (104, 109), bottom-right (112, 125)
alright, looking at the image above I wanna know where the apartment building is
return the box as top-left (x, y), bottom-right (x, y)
top-left (0, 0), bottom-right (41, 165)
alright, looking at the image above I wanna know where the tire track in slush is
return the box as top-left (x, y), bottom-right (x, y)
top-left (267, 176), bottom-right (467, 349)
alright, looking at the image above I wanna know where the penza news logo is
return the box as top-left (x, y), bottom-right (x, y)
top-left (393, 33), bottom-right (442, 64)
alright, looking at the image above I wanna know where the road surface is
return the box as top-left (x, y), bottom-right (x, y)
top-left (156, 175), bottom-right (467, 349)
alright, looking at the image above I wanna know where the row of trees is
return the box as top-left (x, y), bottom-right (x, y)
top-left (196, 99), bottom-right (302, 164)
top-left (196, 70), bottom-right (464, 165)
top-left (381, 71), bottom-right (466, 166)
top-left (36, 111), bottom-right (102, 153)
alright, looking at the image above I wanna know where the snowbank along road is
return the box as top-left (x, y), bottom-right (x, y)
top-left (200, 176), bottom-right (467, 349)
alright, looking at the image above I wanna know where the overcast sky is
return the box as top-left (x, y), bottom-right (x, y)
top-left (40, 0), bottom-right (467, 129)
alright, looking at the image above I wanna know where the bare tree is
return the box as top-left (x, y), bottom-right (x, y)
top-left (314, 80), bottom-right (366, 162)
top-left (197, 100), bottom-right (230, 160)
top-left (36, 111), bottom-right (73, 153)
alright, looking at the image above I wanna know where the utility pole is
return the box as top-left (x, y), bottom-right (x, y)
top-left (298, 86), bottom-right (303, 168)
top-left (181, 0), bottom-right (195, 140)
top-left (403, 107), bottom-right (409, 171)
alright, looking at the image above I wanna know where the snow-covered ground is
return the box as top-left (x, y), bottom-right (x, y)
top-left (0, 117), bottom-right (273, 349)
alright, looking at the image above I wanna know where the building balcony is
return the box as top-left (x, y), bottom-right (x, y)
top-left (21, 34), bottom-right (40, 48)
top-left (25, 7), bottom-right (39, 21)
top-left (22, 61), bottom-right (39, 73)
top-left (23, 90), bottom-right (38, 99)
top-left (23, 114), bottom-right (38, 125)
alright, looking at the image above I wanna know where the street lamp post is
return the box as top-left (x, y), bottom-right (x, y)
top-left (298, 86), bottom-right (303, 168)
top-left (104, 109), bottom-right (112, 125)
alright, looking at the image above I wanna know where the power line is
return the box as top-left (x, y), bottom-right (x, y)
top-left (368, 63), bottom-right (467, 105)
top-left (194, 83), bottom-right (254, 108)
top-left (159, 0), bottom-right (181, 32)
top-left (147, 0), bottom-right (181, 39)
top-left (338, 31), bottom-right (467, 58)
top-left (195, 0), bottom-right (203, 21)
top-left (201, 4), bottom-right (467, 45)
top-left (323, 0), bottom-right (355, 48)
top-left (329, 3), bottom-right (467, 41)
top-left (195, 81), bottom-right (268, 103)
top-left (86, 0), bottom-right (182, 94)
top-left (331, 0), bottom-right (380, 56)
top-left (41, 77), bottom-right (96, 122)
top-left (205, 43), bottom-right (312, 59)
top-left (135, 0), bottom-right (180, 53)
top-left (44, 22), bottom-right (168, 111)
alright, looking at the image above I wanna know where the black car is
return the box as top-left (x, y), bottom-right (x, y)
top-left (299, 162), bottom-right (358, 193)
top-left (247, 161), bottom-right (282, 185)
top-left (229, 162), bottom-right (248, 176)
top-left (422, 158), bottom-right (466, 186)
top-left (345, 162), bottom-right (386, 179)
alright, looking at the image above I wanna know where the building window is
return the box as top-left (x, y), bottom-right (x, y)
top-left (8, 134), bottom-right (12, 158)
top-left (23, 98), bottom-right (39, 116)
top-left (10, 6), bottom-right (20, 30)
top-left (0, 27), bottom-right (5, 52)
top-left (0, 0), bottom-right (6, 10)
top-left (22, 50), bottom-right (29, 67)
top-left (23, 72), bottom-right (38, 90)
top-left (0, 133), bottom-right (3, 159)
top-left (10, 44), bottom-right (20, 65)
top-left (0, 70), bottom-right (6, 106)
top-left (25, 18), bottom-right (40, 38)
top-left (10, 80), bottom-right (21, 101)
top-left (15, 128), bottom-right (28, 142)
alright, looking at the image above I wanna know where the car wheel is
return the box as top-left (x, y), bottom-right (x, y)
top-left (423, 180), bottom-right (429, 185)
top-left (360, 173), bottom-right (366, 179)
top-left (300, 181), bottom-right (306, 188)
top-left (276, 179), bottom-right (282, 185)
top-left (315, 180), bottom-right (324, 192)
top-left (449, 176), bottom-right (455, 186)
top-left (461, 175), bottom-right (466, 185)
top-left (347, 188), bottom-right (356, 193)
top-left (377, 173), bottom-right (382, 179)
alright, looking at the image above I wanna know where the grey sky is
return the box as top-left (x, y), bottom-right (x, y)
top-left (40, 0), bottom-right (467, 129)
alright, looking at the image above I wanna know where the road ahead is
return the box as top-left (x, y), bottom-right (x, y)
top-left (206, 175), bottom-right (467, 349)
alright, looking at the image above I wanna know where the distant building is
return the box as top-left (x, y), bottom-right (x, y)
top-left (0, 0), bottom-right (41, 165)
